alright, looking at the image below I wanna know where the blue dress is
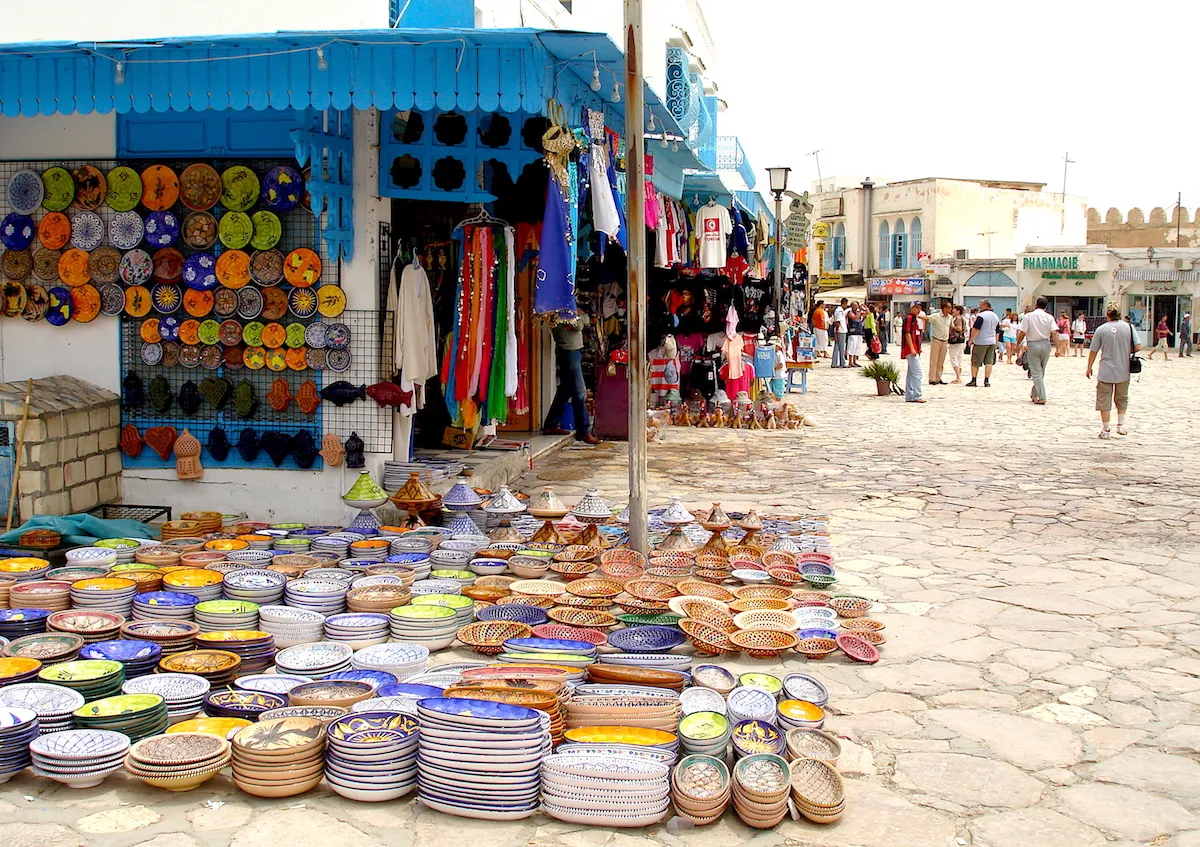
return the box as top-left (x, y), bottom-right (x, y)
top-left (536, 165), bottom-right (578, 316)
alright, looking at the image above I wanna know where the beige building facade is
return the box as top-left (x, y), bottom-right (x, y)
top-left (1087, 206), bottom-right (1199, 248)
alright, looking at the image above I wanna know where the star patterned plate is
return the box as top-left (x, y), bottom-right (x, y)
top-left (6, 170), bottom-right (44, 215)
top-left (152, 284), bottom-right (182, 315)
top-left (68, 212), bottom-right (103, 251)
top-left (108, 211), bottom-right (144, 250)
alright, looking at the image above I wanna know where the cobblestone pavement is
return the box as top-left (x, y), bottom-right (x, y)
top-left (2, 351), bottom-right (1199, 847)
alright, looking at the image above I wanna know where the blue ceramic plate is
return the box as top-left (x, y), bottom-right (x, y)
top-left (476, 605), bottom-right (549, 626)
top-left (81, 640), bottom-right (161, 662)
top-left (798, 628), bottom-right (839, 641)
top-left (1, 214), bottom-right (35, 250)
top-left (415, 697), bottom-right (540, 723)
top-left (328, 711), bottom-right (418, 740)
top-left (323, 670), bottom-right (397, 688)
top-left (133, 591), bottom-right (198, 608)
top-left (260, 165), bottom-right (304, 213)
top-left (182, 253), bottom-right (217, 291)
top-left (503, 637), bottom-right (598, 654)
top-left (143, 211), bottom-right (180, 248)
top-left (606, 625), bottom-right (687, 653)
top-left (0, 609), bottom-right (49, 622)
top-left (377, 683), bottom-right (444, 700)
top-left (384, 553), bottom-right (432, 566)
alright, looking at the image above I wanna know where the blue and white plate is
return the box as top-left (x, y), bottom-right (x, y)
top-left (233, 674), bottom-right (312, 695)
top-left (182, 252), bottom-right (217, 291)
top-left (416, 697), bottom-right (540, 726)
top-left (69, 211), bottom-right (104, 251)
top-left (376, 683), bottom-right (444, 700)
top-left (132, 591), bottom-right (197, 608)
top-left (7, 170), bottom-right (44, 215)
top-left (143, 211), bottom-right (180, 248)
top-left (108, 211), bottom-right (144, 250)
top-left (322, 669), bottom-right (396, 689)
top-left (81, 640), bottom-right (161, 663)
top-left (0, 214), bottom-right (35, 250)
top-left (503, 637), bottom-right (598, 655)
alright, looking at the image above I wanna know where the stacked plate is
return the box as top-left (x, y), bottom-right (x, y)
top-left (70, 578), bottom-right (139, 616)
top-left (95, 539), bottom-right (141, 564)
top-left (64, 548), bottom-right (119, 569)
top-left (39, 659), bottom-right (125, 700)
top-left (499, 636), bottom-right (597, 668)
top-left (131, 591), bottom-right (197, 622)
top-left (275, 642), bottom-right (354, 678)
top-left (309, 535), bottom-right (351, 558)
top-left (50, 610), bottom-right (125, 644)
top-left (80, 640), bottom-right (163, 679)
top-left (257, 606), bottom-right (326, 648)
top-left (326, 710), bottom-right (419, 801)
top-left (204, 689), bottom-right (288, 720)
top-left (31, 728), bottom-right (131, 788)
top-left (157, 649), bottom-right (242, 686)
top-left (389, 605), bottom-right (459, 649)
top-left (0, 707), bottom-right (38, 781)
top-left (678, 711), bottom-right (732, 756)
top-left (606, 625), bottom-right (687, 654)
top-left (352, 644), bottom-right (429, 680)
top-left (8, 581), bottom-right (72, 612)
top-left (122, 673), bottom-right (210, 723)
top-left (74, 693), bottom-right (169, 742)
top-left (671, 754), bottom-right (730, 825)
top-left (731, 753), bottom-right (792, 828)
top-left (789, 755), bottom-right (846, 823)
top-left (287, 680), bottom-right (374, 708)
top-left (0, 657), bottom-right (43, 688)
top-left (225, 550), bottom-right (276, 567)
top-left (120, 621), bottom-right (199, 655)
top-left (727, 686), bottom-right (777, 724)
top-left (540, 751), bottom-right (671, 827)
top-left (232, 717), bottom-right (327, 798)
top-left (161, 569), bottom-right (225, 603)
top-left (3, 633), bottom-right (84, 664)
top-left (234, 674), bottom-right (313, 697)
top-left (0, 609), bottom-right (51, 639)
top-left (385, 552), bottom-right (432, 579)
top-left (195, 630), bottom-right (276, 674)
top-left (194, 600), bottom-right (260, 632)
top-left (285, 579), bottom-right (349, 616)
top-left (324, 669), bottom-right (396, 689)
top-left (124, 731), bottom-right (232, 792)
top-left (0, 682), bottom-right (84, 733)
top-left (222, 569), bottom-right (288, 605)
top-left (596, 652), bottom-right (691, 672)
top-left (324, 613), bottom-right (390, 649)
top-left (0, 558), bottom-right (51, 582)
top-left (417, 697), bottom-right (549, 820)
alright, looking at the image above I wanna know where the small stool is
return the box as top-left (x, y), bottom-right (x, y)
top-left (786, 363), bottom-right (810, 394)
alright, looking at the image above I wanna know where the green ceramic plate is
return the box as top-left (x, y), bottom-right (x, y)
top-left (285, 322), bottom-right (307, 348)
top-left (249, 211), bottom-right (281, 250)
top-left (218, 211), bottom-right (253, 250)
top-left (74, 693), bottom-right (164, 718)
top-left (95, 538), bottom-right (140, 550)
top-left (241, 321), bottom-right (265, 347)
top-left (105, 166), bottom-right (143, 212)
top-left (41, 167), bottom-right (75, 211)
top-left (40, 659), bottom-right (123, 682)
top-left (195, 600), bottom-right (260, 614)
top-left (412, 594), bottom-right (472, 609)
top-left (220, 166), bottom-right (260, 212)
top-left (679, 711), bottom-right (730, 740)
top-left (739, 672), bottom-right (783, 693)
top-left (390, 605), bottom-right (456, 619)
top-left (197, 319), bottom-right (221, 346)
top-left (430, 570), bottom-right (473, 580)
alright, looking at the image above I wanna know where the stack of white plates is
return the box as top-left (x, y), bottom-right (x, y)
top-left (222, 569), bottom-right (288, 605)
top-left (680, 687), bottom-right (727, 717)
top-left (307, 569), bottom-right (355, 586)
top-left (64, 548), bottom-right (119, 569)
top-left (352, 644), bottom-right (429, 680)
top-left (417, 697), bottom-right (549, 820)
top-left (0, 682), bottom-right (84, 733)
top-left (274, 642), bottom-right (354, 678)
top-left (324, 613), bottom-right (391, 649)
top-left (326, 710), bottom-right (419, 801)
top-left (257, 606), bottom-right (326, 648)
top-left (194, 600), bottom-right (260, 632)
top-left (224, 550), bottom-right (276, 567)
top-left (234, 674), bottom-right (313, 697)
top-left (131, 592), bottom-right (197, 621)
top-left (285, 579), bottom-right (348, 616)
top-left (410, 579), bottom-right (463, 597)
top-left (95, 539), bottom-right (140, 565)
top-left (121, 673), bottom-right (210, 723)
top-left (390, 536), bottom-right (432, 555)
top-left (727, 687), bottom-right (777, 725)
top-left (30, 728), bottom-right (130, 789)
top-left (429, 550), bottom-right (472, 570)
top-left (351, 575), bottom-right (406, 589)
top-left (385, 552), bottom-right (432, 579)
top-left (596, 653), bottom-right (692, 671)
top-left (70, 578), bottom-right (138, 616)
top-left (310, 536), bottom-right (351, 558)
top-left (540, 751), bottom-right (671, 827)
top-left (388, 605), bottom-right (458, 651)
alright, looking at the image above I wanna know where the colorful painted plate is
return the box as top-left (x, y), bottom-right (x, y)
top-left (71, 166), bottom-right (107, 211)
top-left (98, 283), bottom-right (125, 317)
top-left (158, 315), bottom-right (182, 342)
top-left (265, 349), bottom-right (287, 372)
top-left (197, 319), bottom-right (221, 346)
top-left (7, 170), bottom-right (44, 214)
top-left (105, 166), bottom-right (143, 212)
top-left (87, 246), bottom-right (121, 284)
top-left (250, 249), bottom-right (284, 286)
top-left (23, 284), bottom-right (49, 322)
top-left (183, 211), bottom-right (217, 250)
top-left (140, 318), bottom-right (162, 344)
top-left (119, 249), bottom-right (154, 286)
top-left (153, 248), bottom-right (184, 282)
top-left (218, 212), bottom-right (253, 251)
top-left (315, 284), bottom-right (346, 317)
top-left (217, 319), bottom-right (241, 346)
top-left (151, 283), bottom-right (182, 315)
top-left (283, 248), bottom-right (321, 287)
top-left (236, 287), bottom-right (263, 319)
top-left (304, 322), bottom-right (327, 348)
top-left (183, 288), bottom-right (214, 318)
top-left (214, 288), bottom-right (239, 317)
top-left (220, 166), bottom-right (260, 212)
top-left (32, 247), bottom-right (60, 281)
top-left (179, 344), bottom-right (201, 368)
top-left (182, 253), bottom-right (217, 291)
top-left (178, 319), bottom-right (201, 346)
top-left (261, 287), bottom-right (288, 321)
top-left (200, 345), bottom-right (223, 369)
top-left (57, 249), bottom-right (91, 287)
top-left (109, 211), bottom-right (144, 250)
top-left (1, 249), bottom-right (31, 281)
top-left (179, 164), bottom-right (222, 211)
top-left (326, 348), bottom-right (351, 372)
top-left (285, 347), bottom-right (308, 371)
top-left (243, 347), bottom-right (266, 370)
top-left (325, 323), bottom-right (350, 349)
top-left (69, 211), bottom-right (104, 251)
top-left (261, 323), bottom-right (286, 349)
top-left (41, 167), bottom-right (75, 212)
top-left (305, 347), bottom-right (327, 370)
top-left (285, 323), bottom-right (307, 348)
top-left (1, 213), bottom-right (36, 250)
top-left (215, 250), bottom-right (251, 289)
top-left (242, 322), bottom-right (265, 347)
top-left (249, 211), bottom-right (281, 251)
top-left (261, 165), bottom-right (304, 212)
top-left (38, 212), bottom-right (71, 249)
top-left (46, 286), bottom-right (73, 326)
top-left (223, 345), bottom-right (244, 369)
top-left (161, 342), bottom-right (180, 367)
top-left (71, 284), bottom-right (101, 323)
top-left (1, 280), bottom-right (27, 317)
top-left (288, 287), bottom-right (317, 318)
top-left (124, 285), bottom-right (152, 317)
top-left (141, 165), bottom-right (179, 211)
top-left (144, 211), bottom-right (180, 248)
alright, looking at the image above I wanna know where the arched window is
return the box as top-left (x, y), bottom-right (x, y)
top-left (832, 222), bottom-right (846, 269)
top-left (878, 220), bottom-right (890, 270)
top-left (910, 217), bottom-right (923, 263)
top-left (893, 219), bottom-right (907, 269)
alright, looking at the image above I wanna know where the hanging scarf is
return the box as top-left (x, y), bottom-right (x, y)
top-left (485, 232), bottom-right (510, 423)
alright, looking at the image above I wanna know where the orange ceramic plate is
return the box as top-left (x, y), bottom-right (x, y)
top-left (264, 349), bottom-right (287, 371)
top-left (260, 322), bottom-right (286, 349)
top-left (183, 288), bottom-right (214, 318)
top-left (315, 284), bottom-right (346, 317)
top-left (178, 319), bottom-right (201, 346)
top-left (57, 248), bottom-right (91, 287)
top-left (141, 165), bottom-right (180, 211)
top-left (283, 248), bottom-right (321, 287)
top-left (162, 568), bottom-right (223, 588)
top-left (243, 346), bottom-right (266, 370)
top-left (70, 285), bottom-right (101, 323)
top-left (285, 347), bottom-right (308, 371)
top-left (140, 318), bottom-right (162, 344)
top-left (215, 249), bottom-right (251, 289)
top-left (38, 212), bottom-right (71, 250)
top-left (260, 287), bottom-right (288, 321)
top-left (125, 286), bottom-right (152, 318)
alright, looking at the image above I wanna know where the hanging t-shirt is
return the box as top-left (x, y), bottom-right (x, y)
top-left (697, 204), bottom-right (731, 269)
top-left (676, 332), bottom-right (706, 376)
top-left (588, 144), bottom-right (621, 241)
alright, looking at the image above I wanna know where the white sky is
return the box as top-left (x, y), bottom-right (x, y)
top-left (710, 0), bottom-right (1200, 216)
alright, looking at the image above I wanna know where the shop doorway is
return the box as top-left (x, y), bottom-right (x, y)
top-left (1151, 295), bottom-right (1183, 347)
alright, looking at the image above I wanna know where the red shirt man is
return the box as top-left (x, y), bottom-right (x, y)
top-left (902, 310), bottom-right (923, 358)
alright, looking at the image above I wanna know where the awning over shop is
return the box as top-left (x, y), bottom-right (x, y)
top-left (815, 286), bottom-right (868, 302)
top-left (735, 190), bottom-right (775, 227)
top-left (682, 171), bottom-right (735, 206)
top-left (1118, 268), bottom-right (1200, 282)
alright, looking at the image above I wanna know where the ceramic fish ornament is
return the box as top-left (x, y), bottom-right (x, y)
top-left (173, 429), bottom-right (202, 480)
top-left (320, 433), bottom-right (344, 467)
top-left (260, 431), bottom-right (291, 467)
top-left (144, 426), bottom-right (177, 460)
top-left (345, 432), bottom-right (365, 468)
top-left (320, 381), bottom-right (367, 407)
top-left (122, 371), bottom-right (145, 408)
top-left (291, 431), bottom-right (318, 469)
top-left (206, 426), bottom-right (232, 462)
top-left (199, 377), bottom-right (233, 409)
top-left (234, 380), bottom-right (259, 418)
top-left (148, 375), bottom-right (173, 413)
top-left (267, 378), bottom-right (292, 412)
top-left (366, 381), bottom-right (413, 408)
top-left (120, 424), bottom-right (144, 458)
top-left (296, 380), bottom-right (321, 414)
top-left (236, 428), bottom-right (260, 462)
top-left (178, 380), bottom-right (202, 416)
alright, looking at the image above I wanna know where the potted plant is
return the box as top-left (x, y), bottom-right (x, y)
top-left (861, 360), bottom-right (901, 396)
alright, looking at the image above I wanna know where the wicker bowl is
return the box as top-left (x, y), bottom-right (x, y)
top-left (564, 578), bottom-right (623, 599)
top-left (346, 586), bottom-right (411, 612)
top-left (729, 598), bottom-right (792, 613)
top-left (531, 623), bottom-right (609, 645)
top-left (789, 756), bottom-right (846, 809)
top-left (598, 549), bottom-right (646, 580)
top-left (803, 573), bottom-right (838, 590)
top-left (546, 607), bottom-right (618, 629)
top-left (761, 551), bottom-right (797, 570)
top-left (549, 560), bottom-right (598, 581)
top-left (613, 597), bottom-right (673, 614)
top-left (495, 593), bottom-right (556, 609)
top-left (553, 545), bottom-right (602, 563)
top-left (678, 602), bottom-right (737, 633)
top-left (766, 567), bottom-right (804, 587)
top-left (840, 617), bottom-right (886, 633)
top-left (646, 566), bottom-right (692, 582)
top-left (677, 581), bottom-right (735, 602)
top-left (473, 575), bottom-right (518, 589)
top-left (680, 619), bottom-right (737, 655)
top-left (728, 628), bottom-right (798, 659)
top-left (794, 637), bottom-right (839, 660)
top-left (461, 585), bottom-right (509, 603)
top-left (733, 585), bottom-right (793, 602)
top-left (732, 609), bottom-right (800, 631)
top-left (830, 596), bottom-right (872, 618)
top-left (555, 595), bottom-right (613, 609)
top-left (692, 568), bottom-right (733, 584)
top-left (785, 728), bottom-right (842, 764)
top-left (456, 620), bottom-right (534, 655)
top-left (624, 578), bottom-right (681, 601)
top-left (727, 550), bottom-right (763, 568)
top-left (793, 591), bottom-right (832, 605)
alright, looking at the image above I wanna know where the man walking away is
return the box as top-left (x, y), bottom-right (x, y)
top-left (1017, 296), bottom-right (1057, 404)
top-left (1087, 304), bottom-right (1141, 439)
top-left (1180, 312), bottom-right (1193, 357)
top-left (967, 300), bottom-right (1000, 387)
top-left (902, 302), bottom-right (926, 403)
top-left (543, 310), bottom-right (600, 444)
top-left (831, 298), bottom-right (849, 368)
top-left (927, 301), bottom-right (951, 385)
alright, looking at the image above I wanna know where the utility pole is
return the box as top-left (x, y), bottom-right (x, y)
top-left (809, 149), bottom-right (824, 193)
top-left (1176, 191), bottom-right (1183, 246)
top-left (624, 0), bottom-right (648, 554)
top-left (977, 230), bottom-right (998, 258)
top-left (1060, 151), bottom-right (1075, 235)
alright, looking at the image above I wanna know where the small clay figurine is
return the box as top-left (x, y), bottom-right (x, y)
top-left (173, 429), bottom-right (202, 480)
top-left (345, 432), bottom-right (365, 469)
top-left (320, 433), bottom-right (345, 467)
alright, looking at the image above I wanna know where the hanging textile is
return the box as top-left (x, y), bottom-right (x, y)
top-left (387, 260), bottom-right (438, 417)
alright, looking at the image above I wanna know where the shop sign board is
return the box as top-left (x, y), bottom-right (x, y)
top-left (819, 197), bottom-right (843, 217)
top-left (817, 273), bottom-right (844, 289)
top-left (1023, 255), bottom-right (1081, 271)
top-left (927, 263), bottom-right (951, 274)
top-left (867, 278), bottom-right (927, 296)
top-left (1041, 271), bottom-right (1097, 280)
top-left (932, 282), bottom-right (955, 297)
top-left (1145, 280), bottom-right (1180, 292)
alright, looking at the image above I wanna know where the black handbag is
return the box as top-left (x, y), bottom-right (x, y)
top-left (1129, 322), bottom-right (1142, 374)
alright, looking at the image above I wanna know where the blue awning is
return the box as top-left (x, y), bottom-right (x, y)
top-left (682, 172), bottom-right (735, 206)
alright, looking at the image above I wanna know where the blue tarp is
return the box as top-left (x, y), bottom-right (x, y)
top-left (0, 514), bottom-right (156, 547)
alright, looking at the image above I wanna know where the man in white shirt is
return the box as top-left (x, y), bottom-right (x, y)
top-left (831, 298), bottom-right (849, 368)
top-left (926, 301), bottom-right (952, 385)
top-left (1016, 296), bottom-right (1059, 404)
top-left (967, 300), bottom-right (1000, 387)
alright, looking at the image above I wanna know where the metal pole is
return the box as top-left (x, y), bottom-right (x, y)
top-left (1177, 191), bottom-right (1182, 246)
top-left (773, 193), bottom-right (783, 335)
top-left (624, 0), bottom-right (648, 554)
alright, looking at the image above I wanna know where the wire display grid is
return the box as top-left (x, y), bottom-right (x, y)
top-left (318, 309), bottom-right (394, 456)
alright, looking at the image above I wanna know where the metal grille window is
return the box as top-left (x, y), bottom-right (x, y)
top-left (892, 219), bottom-right (908, 269)
top-left (878, 221), bottom-right (891, 270)
top-left (911, 217), bottom-right (923, 261)
top-left (831, 222), bottom-right (846, 270)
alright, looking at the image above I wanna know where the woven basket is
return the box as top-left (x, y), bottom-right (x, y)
top-left (680, 619), bottom-right (736, 655)
top-left (564, 578), bottom-right (623, 599)
top-left (856, 629), bottom-right (886, 645)
top-left (531, 623), bottom-right (609, 645)
top-left (727, 550), bottom-right (763, 568)
top-left (732, 609), bottom-right (799, 631)
top-left (624, 578), bottom-right (681, 601)
top-left (794, 637), bottom-right (838, 659)
top-left (495, 594), bottom-right (556, 609)
top-left (613, 597), bottom-right (673, 614)
top-left (680, 602), bottom-right (737, 633)
top-left (552, 545), bottom-right (602, 563)
top-left (456, 620), bottom-right (534, 655)
top-left (677, 581), bottom-right (735, 602)
top-left (761, 550), bottom-right (797, 570)
top-left (461, 585), bottom-right (509, 602)
top-left (793, 591), bottom-right (832, 605)
top-left (549, 560), bottom-right (598, 581)
top-left (473, 575), bottom-right (519, 589)
top-left (729, 628), bottom-right (798, 658)
top-left (692, 568), bottom-right (733, 584)
top-left (555, 595), bottom-right (613, 609)
top-left (732, 585), bottom-right (793, 602)
top-left (785, 728), bottom-right (842, 764)
top-left (729, 598), bottom-right (791, 613)
top-left (765, 567), bottom-right (804, 587)
top-left (547, 607), bottom-right (618, 628)
top-left (789, 757), bottom-right (845, 808)
top-left (830, 596), bottom-right (872, 618)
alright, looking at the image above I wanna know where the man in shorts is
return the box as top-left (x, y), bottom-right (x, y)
top-left (966, 300), bottom-right (1000, 387)
top-left (1087, 304), bottom-right (1142, 439)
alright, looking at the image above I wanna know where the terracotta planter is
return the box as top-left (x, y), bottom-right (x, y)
top-left (875, 379), bottom-right (891, 396)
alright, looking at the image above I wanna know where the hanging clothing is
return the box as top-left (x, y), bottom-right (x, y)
top-left (645, 155), bottom-right (660, 229)
top-left (729, 207), bottom-right (750, 259)
top-left (588, 143), bottom-right (621, 242)
top-left (697, 203), bottom-right (730, 269)
top-left (537, 165), bottom-right (577, 315)
top-left (388, 261), bottom-right (438, 417)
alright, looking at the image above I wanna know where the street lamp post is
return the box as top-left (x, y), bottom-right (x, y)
top-left (766, 167), bottom-right (791, 336)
